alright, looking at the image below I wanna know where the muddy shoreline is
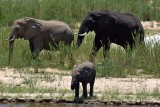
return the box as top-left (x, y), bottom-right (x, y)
top-left (0, 68), bottom-right (160, 106)
top-left (0, 98), bottom-right (160, 106)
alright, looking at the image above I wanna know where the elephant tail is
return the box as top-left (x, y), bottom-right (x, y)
top-left (139, 27), bottom-right (145, 44)
top-left (136, 22), bottom-right (145, 45)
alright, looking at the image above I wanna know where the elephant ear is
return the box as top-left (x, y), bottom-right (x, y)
top-left (83, 67), bottom-right (92, 77)
top-left (24, 18), bottom-right (42, 39)
top-left (91, 10), bottom-right (117, 23)
top-left (89, 12), bottom-right (100, 22)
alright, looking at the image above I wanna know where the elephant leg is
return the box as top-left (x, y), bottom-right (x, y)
top-left (122, 42), bottom-right (133, 53)
top-left (90, 78), bottom-right (95, 97)
top-left (29, 41), bottom-right (35, 59)
top-left (75, 82), bottom-right (79, 99)
top-left (103, 43), bottom-right (110, 58)
top-left (30, 39), bottom-right (44, 60)
top-left (82, 82), bottom-right (88, 98)
top-left (89, 35), bottom-right (102, 62)
top-left (129, 39), bottom-right (135, 50)
top-left (30, 40), bottom-right (43, 73)
top-left (101, 38), bottom-right (110, 59)
top-left (124, 33), bottom-right (135, 51)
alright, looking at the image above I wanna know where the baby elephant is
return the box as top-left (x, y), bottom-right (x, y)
top-left (71, 61), bottom-right (96, 99)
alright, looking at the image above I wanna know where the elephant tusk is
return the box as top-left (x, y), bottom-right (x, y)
top-left (74, 33), bottom-right (78, 35)
top-left (78, 32), bottom-right (87, 36)
top-left (9, 38), bottom-right (15, 42)
top-left (9, 35), bottom-right (15, 42)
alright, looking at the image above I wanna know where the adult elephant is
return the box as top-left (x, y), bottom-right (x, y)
top-left (76, 10), bottom-right (144, 61)
top-left (9, 17), bottom-right (74, 62)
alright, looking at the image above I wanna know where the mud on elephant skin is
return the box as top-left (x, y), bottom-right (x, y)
top-left (8, 17), bottom-right (74, 63)
top-left (71, 61), bottom-right (96, 100)
top-left (76, 10), bottom-right (145, 61)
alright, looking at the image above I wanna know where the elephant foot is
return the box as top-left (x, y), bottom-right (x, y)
top-left (74, 97), bottom-right (79, 102)
top-left (89, 94), bottom-right (93, 97)
top-left (81, 94), bottom-right (88, 99)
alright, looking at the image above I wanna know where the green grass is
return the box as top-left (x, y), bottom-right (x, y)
top-left (0, 27), bottom-right (160, 77)
top-left (0, 0), bottom-right (160, 77)
top-left (1, 81), bottom-right (160, 101)
top-left (0, 0), bottom-right (160, 27)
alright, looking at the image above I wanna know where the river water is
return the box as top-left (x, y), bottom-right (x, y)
top-left (0, 103), bottom-right (156, 107)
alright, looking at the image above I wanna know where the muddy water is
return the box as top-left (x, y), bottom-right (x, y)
top-left (0, 103), bottom-right (156, 107)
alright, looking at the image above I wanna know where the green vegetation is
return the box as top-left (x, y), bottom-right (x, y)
top-left (0, 82), bottom-right (160, 101)
top-left (97, 44), bottom-right (160, 77)
top-left (0, 1), bottom-right (159, 78)
top-left (0, 27), bottom-right (160, 77)
top-left (0, 0), bottom-right (160, 27)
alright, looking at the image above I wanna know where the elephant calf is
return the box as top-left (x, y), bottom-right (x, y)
top-left (71, 61), bottom-right (96, 99)
top-left (9, 17), bottom-right (74, 61)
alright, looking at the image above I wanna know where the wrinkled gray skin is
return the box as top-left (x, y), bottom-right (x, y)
top-left (71, 61), bottom-right (96, 99)
top-left (9, 17), bottom-right (73, 61)
top-left (77, 10), bottom-right (144, 61)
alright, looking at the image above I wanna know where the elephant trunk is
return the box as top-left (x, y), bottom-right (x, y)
top-left (71, 78), bottom-right (76, 90)
top-left (76, 35), bottom-right (84, 48)
top-left (8, 31), bottom-right (16, 63)
top-left (76, 22), bottom-right (88, 48)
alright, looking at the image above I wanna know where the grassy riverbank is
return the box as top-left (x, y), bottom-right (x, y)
top-left (0, 0), bottom-right (160, 102)
top-left (0, 0), bottom-right (160, 77)
top-left (0, 0), bottom-right (160, 27)
top-left (0, 68), bottom-right (160, 102)
top-left (0, 28), bottom-right (160, 77)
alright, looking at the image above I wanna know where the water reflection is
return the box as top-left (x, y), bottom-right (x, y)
top-left (0, 103), bottom-right (107, 107)
top-left (0, 103), bottom-right (29, 107)
top-left (0, 103), bottom-right (156, 107)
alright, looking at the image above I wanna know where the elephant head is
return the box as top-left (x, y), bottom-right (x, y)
top-left (71, 65), bottom-right (93, 90)
top-left (76, 10), bottom-right (115, 48)
top-left (8, 17), bottom-right (42, 61)
top-left (71, 67), bottom-right (81, 90)
top-left (76, 11), bottom-right (103, 47)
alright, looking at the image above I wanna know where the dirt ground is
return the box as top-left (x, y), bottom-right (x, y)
top-left (0, 67), bottom-right (160, 95)
top-left (141, 21), bottom-right (160, 31)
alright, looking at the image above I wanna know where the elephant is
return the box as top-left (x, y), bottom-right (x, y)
top-left (76, 10), bottom-right (144, 61)
top-left (8, 17), bottom-right (74, 62)
top-left (71, 61), bottom-right (96, 100)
